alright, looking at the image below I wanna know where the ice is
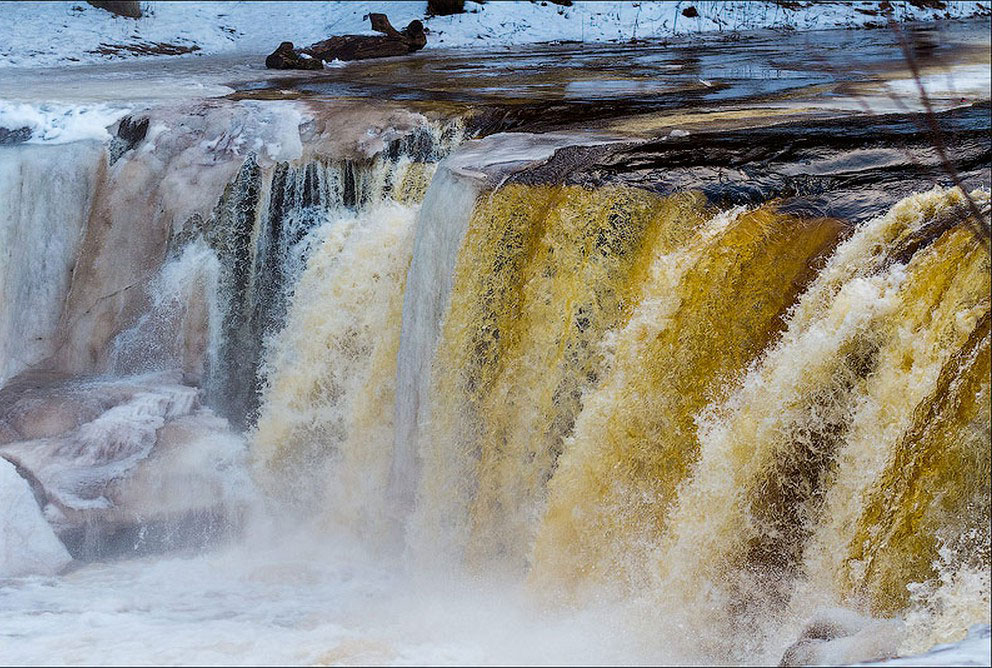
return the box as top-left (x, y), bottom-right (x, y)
top-left (0, 457), bottom-right (72, 578)
top-left (858, 625), bottom-right (992, 667)
top-left (0, 101), bottom-right (128, 144)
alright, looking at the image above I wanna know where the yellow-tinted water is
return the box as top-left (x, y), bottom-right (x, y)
top-left (253, 180), bottom-right (990, 659)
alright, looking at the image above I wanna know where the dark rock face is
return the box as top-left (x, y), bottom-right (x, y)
top-left (109, 116), bottom-right (150, 164)
top-left (265, 14), bottom-right (427, 69)
top-left (427, 0), bottom-right (465, 16)
top-left (86, 1), bottom-right (141, 18)
top-left (0, 126), bottom-right (32, 145)
top-left (265, 41), bottom-right (323, 71)
top-left (117, 115), bottom-right (149, 146)
top-left (501, 103), bottom-right (991, 225)
top-left (682, 6), bottom-right (699, 18)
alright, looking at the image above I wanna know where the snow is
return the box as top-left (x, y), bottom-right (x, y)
top-left (0, 457), bottom-right (72, 578)
top-left (859, 625), bottom-right (992, 667)
top-left (0, 101), bottom-right (129, 143)
top-left (0, 1), bottom-right (988, 71)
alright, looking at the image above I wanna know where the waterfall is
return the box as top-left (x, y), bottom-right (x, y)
top-left (248, 119), bottom-right (988, 658)
top-left (0, 101), bottom-right (462, 559)
top-left (251, 200), bottom-right (417, 542)
top-left (391, 162), bottom-right (486, 524)
top-left (1, 95), bottom-right (988, 664)
top-left (242, 106), bottom-right (989, 656)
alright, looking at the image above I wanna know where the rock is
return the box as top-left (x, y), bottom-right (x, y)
top-left (0, 126), bottom-right (31, 145)
top-left (427, 0), bottom-right (465, 15)
top-left (109, 115), bottom-right (150, 164)
top-left (682, 6), bottom-right (699, 18)
top-left (265, 41), bottom-right (323, 71)
top-left (0, 373), bottom-right (250, 561)
top-left (7, 394), bottom-right (106, 440)
top-left (0, 419), bottom-right (18, 445)
top-left (117, 115), bottom-right (149, 147)
top-left (0, 456), bottom-right (72, 578)
top-left (301, 14), bottom-right (427, 63)
top-left (53, 410), bottom-right (249, 560)
top-left (86, 1), bottom-right (141, 18)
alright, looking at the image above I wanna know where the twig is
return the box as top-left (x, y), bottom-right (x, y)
top-left (887, 17), bottom-right (991, 245)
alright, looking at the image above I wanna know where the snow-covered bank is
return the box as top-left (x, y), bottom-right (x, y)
top-left (0, 1), bottom-right (989, 70)
top-left (861, 625), bottom-right (992, 667)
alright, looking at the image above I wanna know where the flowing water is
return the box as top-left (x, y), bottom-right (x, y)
top-left (1, 31), bottom-right (990, 665)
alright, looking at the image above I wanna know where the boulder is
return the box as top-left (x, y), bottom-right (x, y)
top-left (0, 373), bottom-right (250, 561)
top-left (778, 608), bottom-right (904, 666)
top-left (265, 41), bottom-right (323, 71)
top-left (0, 126), bottom-right (31, 145)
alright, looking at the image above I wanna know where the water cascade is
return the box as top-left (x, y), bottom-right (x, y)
top-left (0, 94), bottom-right (988, 664)
top-left (1, 102), bottom-right (462, 558)
top-left (253, 121), bottom-right (989, 657)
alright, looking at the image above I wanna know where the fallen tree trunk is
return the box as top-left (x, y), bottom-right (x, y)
top-left (265, 13), bottom-right (427, 70)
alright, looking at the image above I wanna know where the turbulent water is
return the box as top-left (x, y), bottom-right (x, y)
top-left (0, 99), bottom-right (989, 666)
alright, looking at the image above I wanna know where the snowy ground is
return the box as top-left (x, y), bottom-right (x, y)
top-left (0, 1), bottom-right (989, 70)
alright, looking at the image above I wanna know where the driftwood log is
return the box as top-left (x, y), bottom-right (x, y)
top-left (265, 13), bottom-right (427, 70)
top-left (265, 42), bottom-right (323, 70)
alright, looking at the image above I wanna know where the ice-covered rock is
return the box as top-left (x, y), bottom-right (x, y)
top-left (0, 456), bottom-right (71, 577)
top-left (857, 624), bottom-right (992, 667)
top-left (0, 372), bottom-right (252, 560)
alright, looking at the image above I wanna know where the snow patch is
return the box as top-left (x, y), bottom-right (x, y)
top-left (0, 101), bottom-right (129, 144)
